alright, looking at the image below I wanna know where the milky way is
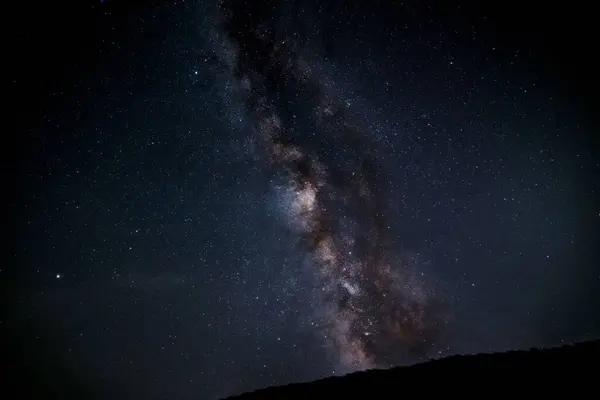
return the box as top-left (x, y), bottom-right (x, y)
top-left (216, 0), bottom-right (447, 370)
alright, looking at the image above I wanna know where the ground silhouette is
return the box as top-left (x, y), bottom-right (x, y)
top-left (224, 339), bottom-right (599, 399)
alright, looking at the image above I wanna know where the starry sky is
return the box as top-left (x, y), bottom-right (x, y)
top-left (6, 0), bottom-right (600, 399)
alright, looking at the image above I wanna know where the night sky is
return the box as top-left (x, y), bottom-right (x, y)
top-left (7, 0), bottom-right (600, 399)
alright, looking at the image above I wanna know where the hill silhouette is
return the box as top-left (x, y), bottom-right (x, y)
top-left (225, 340), bottom-right (599, 399)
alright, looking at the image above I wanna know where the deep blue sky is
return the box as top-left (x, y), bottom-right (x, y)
top-left (7, 1), bottom-right (599, 399)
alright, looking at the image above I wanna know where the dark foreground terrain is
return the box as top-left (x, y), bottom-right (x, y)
top-left (225, 340), bottom-right (599, 399)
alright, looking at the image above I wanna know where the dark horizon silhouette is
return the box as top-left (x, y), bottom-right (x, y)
top-left (225, 339), bottom-right (599, 399)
